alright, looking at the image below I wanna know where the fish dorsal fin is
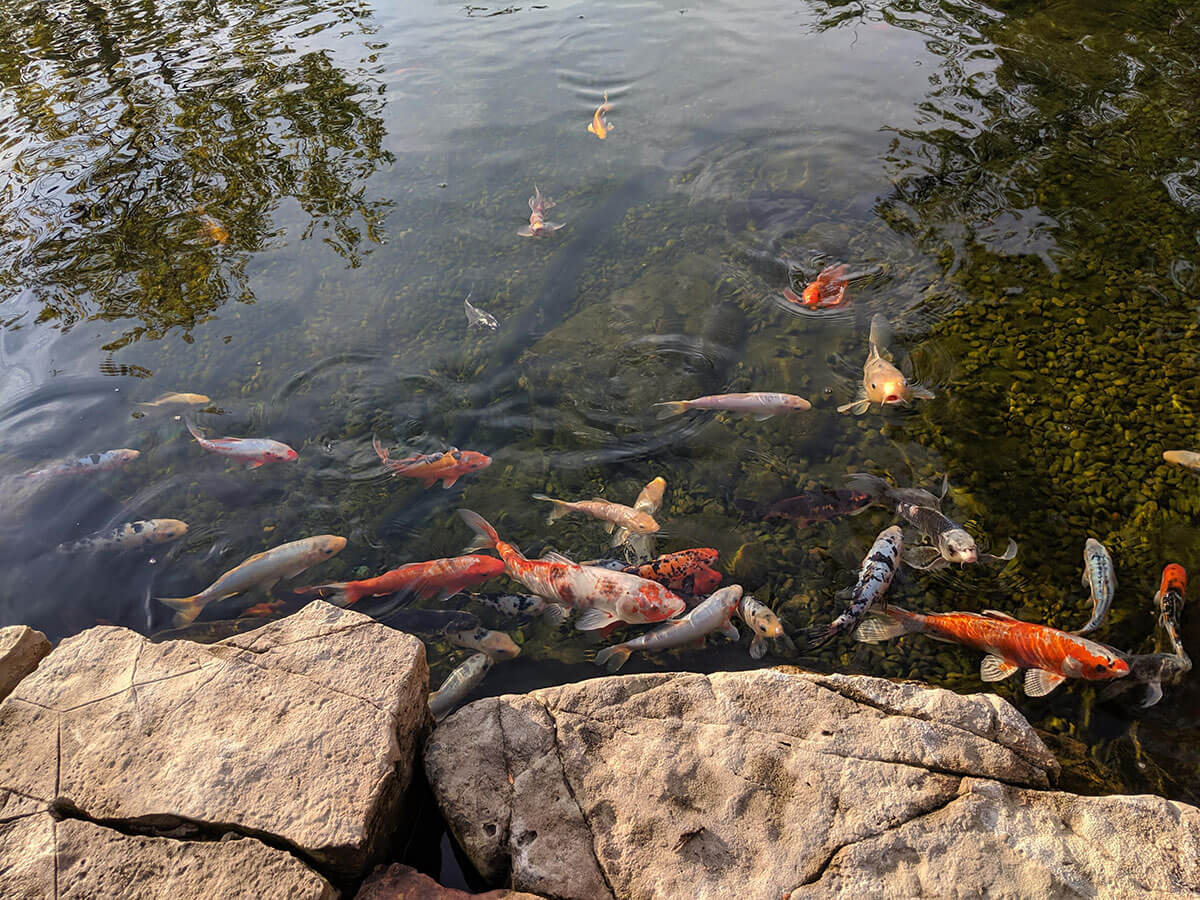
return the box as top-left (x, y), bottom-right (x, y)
top-left (575, 607), bottom-right (619, 631)
top-left (590, 496), bottom-right (608, 503)
top-left (1024, 669), bottom-right (1067, 697)
top-left (980, 654), bottom-right (1019, 682)
top-left (981, 609), bottom-right (1018, 620)
top-left (541, 550), bottom-right (574, 565)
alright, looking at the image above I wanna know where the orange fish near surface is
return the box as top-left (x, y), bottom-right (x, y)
top-left (373, 436), bottom-right (491, 488)
top-left (516, 184), bottom-right (566, 237)
top-left (624, 549), bottom-right (722, 597)
top-left (296, 554), bottom-right (506, 607)
top-left (783, 264), bottom-right (849, 309)
top-left (856, 605), bottom-right (1129, 697)
top-left (587, 91), bottom-right (614, 139)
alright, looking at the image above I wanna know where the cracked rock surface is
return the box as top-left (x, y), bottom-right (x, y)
top-left (425, 669), bottom-right (1200, 899)
top-left (0, 600), bottom-right (429, 894)
top-left (0, 625), bottom-right (50, 702)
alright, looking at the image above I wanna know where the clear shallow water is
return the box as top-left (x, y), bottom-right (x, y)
top-left (2, 0), bottom-right (1199, 819)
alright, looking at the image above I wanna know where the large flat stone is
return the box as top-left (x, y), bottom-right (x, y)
top-left (0, 601), bottom-right (428, 879)
top-left (426, 669), bottom-right (1196, 899)
top-left (0, 625), bottom-right (50, 701)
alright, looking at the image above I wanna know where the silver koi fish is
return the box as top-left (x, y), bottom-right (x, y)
top-left (594, 585), bottom-right (743, 672)
top-left (26, 448), bottom-right (140, 480)
top-left (806, 526), bottom-right (903, 648)
top-left (57, 519), bottom-right (188, 553)
top-left (654, 392), bottom-right (811, 420)
top-left (429, 653), bottom-right (492, 722)
top-left (1073, 538), bottom-right (1116, 635)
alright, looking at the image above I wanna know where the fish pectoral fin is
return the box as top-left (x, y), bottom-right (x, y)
top-left (516, 226), bottom-right (533, 237)
top-left (542, 604), bottom-right (570, 624)
top-left (1139, 681), bottom-right (1164, 708)
top-left (247, 460), bottom-right (265, 470)
top-left (441, 476), bottom-right (460, 488)
top-left (575, 608), bottom-right (619, 631)
top-left (1081, 568), bottom-right (1090, 589)
top-left (902, 546), bottom-right (943, 569)
top-left (720, 622), bottom-right (740, 641)
top-left (836, 398), bottom-right (870, 415)
top-left (603, 521), bottom-right (617, 534)
top-left (909, 385), bottom-right (936, 400)
top-left (541, 550), bottom-right (575, 564)
top-left (1024, 669), bottom-right (1067, 697)
top-left (752, 414), bottom-right (775, 421)
top-left (852, 616), bottom-right (907, 643)
top-left (985, 539), bottom-right (1019, 563)
top-left (749, 636), bottom-right (767, 659)
top-left (980, 654), bottom-right (1020, 682)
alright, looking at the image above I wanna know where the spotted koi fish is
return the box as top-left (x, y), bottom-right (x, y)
top-left (373, 436), bottom-right (491, 489)
top-left (738, 594), bottom-right (784, 659)
top-left (856, 606), bottom-right (1130, 697)
top-left (458, 509), bottom-right (685, 630)
top-left (1073, 538), bottom-right (1116, 635)
top-left (806, 525), bottom-right (903, 648)
top-left (57, 518), bottom-right (188, 554)
top-left (462, 591), bottom-right (570, 624)
top-left (1156, 564), bottom-right (1188, 656)
top-left (1102, 564), bottom-right (1190, 708)
top-left (622, 548), bottom-right (722, 597)
top-left (26, 448), bottom-right (140, 480)
top-left (296, 554), bottom-right (505, 607)
top-left (447, 626), bottom-right (521, 660)
top-left (516, 184), bottom-right (565, 237)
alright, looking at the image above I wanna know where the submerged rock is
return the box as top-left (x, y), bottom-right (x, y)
top-left (356, 863), bottom-right (542, 899)
top-left (0, 600), bottom-right (428, 884)
top-left (425, 669), bottom-right (1200, 898)
top-left (0, 625), bottom-right (50, 701)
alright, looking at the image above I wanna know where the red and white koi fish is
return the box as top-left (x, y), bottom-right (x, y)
top-left (186, 419), bottom-right (297, 468)
top-left (372, 436), bottom-right (491, 489)
top-left (458, 508), bottom-right (686, 630)
top-left (26, 448), bottom-right (140, 480)
top-left (516, 185), bottom-right (565, 237)
top-left (856, 605), bottom-right (1130, 697)
top-left (296, 554), bottom-right (506, 607)
top-left (654, 392), bottom-right (811, 420)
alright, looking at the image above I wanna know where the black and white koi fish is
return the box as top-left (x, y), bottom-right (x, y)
top-left (463, 592), bottom-right (569, 623)
top-left (1073, 538), bottom-right (1116, 635)
top-left (806, 526), bottom-right (903, 649)
top-left (26, 448), bottom-right (140, 480)
top-left (57, 519), bottom-right (188, 553)
top-left (464, 293), bottom-right (500, 330)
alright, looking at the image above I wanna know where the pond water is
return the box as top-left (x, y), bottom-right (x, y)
top-left (2, 0), bottom-right (1200, 841)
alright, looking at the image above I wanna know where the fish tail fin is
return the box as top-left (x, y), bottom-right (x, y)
top-left (458, 508), bottom-right (500, 552)
top-left (185, 418), bottom-right (204, 444)
top-left (293, 582), bottom-right (354, 606)
top-left (653, 401), bottom-right (689, 419)
top-left (844, 473), bottom-right (890, 501)
top-left (371, 435), bottom-right (389, 463)
top-left (157, 595), bottom-right (205, 627)
top-left (531, 494), bottom-right (570, 523)
top-left (804, 623), bottom-right (840, 650)
top-left (594, 645), bottom-right (632, 673)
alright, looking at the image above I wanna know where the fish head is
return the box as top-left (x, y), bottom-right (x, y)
top-left (480, 631), bottom-right (521, 660)
top-left (938, 529), bottom-right (977, 564)
top-left (801, 283), bottom-right (821, 306)
top-left (117, 449), bottom-right (142, 463)
top-left (634, 584), bottom-right (686, 621)
top-left (689, 565), bottom-right (723, 596)
top-left (1160, 564), bottom-right (1188, 598)
top-left (470, 555), bottom-right (507, 579)
top-left (1072, 641), bottom-right (1130, 680)
top-left (865, 357), bottom-right (909, 405)
top-left (457, 451), bottom-right (492, 473)
top-left (158, 519), bottom-right (190, 541)
top-left (638, 477), bottom-right (667, 509)
top-left (634, 512), bottom-right (660, 533)
top-left (317, 535), bottom-right (348, 557)
top-left (743, 597), bottom-right (783, 637)
top-left (267, 443), bottom-right (299, 462)
top-left (784, 395), bottom-right (813, 411)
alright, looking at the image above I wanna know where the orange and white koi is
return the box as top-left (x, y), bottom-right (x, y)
top-left (186, 419), bottom-right (297, 468)
top-left (587, 91), bottom-right (614, 139)
top-left (838, 315), bottom-right (934, 414)
top-left (516, 184), bottom-right (565, 237)
top-left (296, 554), bottom-right (506, 607)
top-left (458, 509), bottom-right (686, 630)
top-left (532, 493), bottom-right (659, 546)
top-left (372, 436), bottom-right (491, 489)
top-left (1103, 564), bottom-right (1191, 708)
top-left (654, 392), bottom-right (811, 420)
top-left (26, 448), bottom-right (140, 480)
top-left (738, 594), bottom-right (784, 660)
top-left (783, 263), bottom-right (848, 309)
top-left (856, 605), bottom-right (1130, 696)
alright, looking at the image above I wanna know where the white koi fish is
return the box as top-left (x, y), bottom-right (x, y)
top-left (57, 519), bottom-right (188, 553)
top-left (594, 585), bottom-right (743, 672)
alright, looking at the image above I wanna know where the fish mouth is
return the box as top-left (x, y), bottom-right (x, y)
top-left (883, 394), bottom-right (902, 404)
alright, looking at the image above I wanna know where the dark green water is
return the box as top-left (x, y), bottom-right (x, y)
top-left (2, 0), bottom-right (1199, 821)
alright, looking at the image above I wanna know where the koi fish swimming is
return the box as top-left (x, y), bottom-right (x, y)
top-left (532, 493), bottom-right (659, 545)
top-left (516, 184), bottom-right (565, 237)
top-left (447, 626), bottom-right (521, 660)
top-left (186, 419), bottom-right (297, 468)
top-left (373, 436), bottom-right (492, 488)
top-left (614, 476), bottom-right (665, 556)
top-left (26, 448), bottom-right (140, 480)
top-left (738, 594), bottom-right (784, 660)
top-left (1101, 564), bottom-right (1190, 708)
top-left (653, 392), bottom-right (811, 420)
top-left (1163, 450), bottom-right (1200, 474)
top-left (464, 292), bottom-right (499, 330)
top-left (57, 519), bottom-right (188, 553)
top-left (157, 535), bottom-right (347, 626)
top-left (138, 392), bottom-right (211, 409)
top-left (856, 605), bottom-right (1130, 696)
top-left (296, 554), bottom-right (506, 607)
top-left (806, 525), bottom-right (903, 648)
top-left (741, 487), bottom-right (873, 525)
top-left (429, 653), bottom-right (492, 722)
top-left (458, 509), bottom-right (685, 630)
top-left (838, 315), bottom-right (935, 414)
top-left (587, 91), bottom-right (614, 139)
top-left (623, 548), bottom-right (721, 597)
top-left (1073, 538), bottom-right (1116, 635)
top-left (782, 263), bottom-right (848, 309)
top-left (594, 584), bottom-right (743, 672)
top-left (461, 592), bottom-right (570, 624)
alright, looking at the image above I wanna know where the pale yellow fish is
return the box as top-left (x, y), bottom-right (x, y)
top-left (838, 325), bottom-right (934, 415)
top-left (139, 392), bottom-right (211, 408)
top-left (587, 91), bottom-right (614, 139)
top-left (447, 627), bottom-right (521, 660)
top-left (616, 476), bottom-right (667, 553)
top-left (1164, 450), bottom-right (1200, 472)
top-left (532, 493), bottom-right (659, 546)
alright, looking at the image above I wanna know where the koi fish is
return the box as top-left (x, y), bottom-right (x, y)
top-left (587, 91), bottom-right (613, 139)
top-left (238, 599), bottom-right (288, 618)
top-left (186, 419), bottom-right (297, 468)
top-left (296, 554), bottom-right (506, 607)
top-left (1156, 564), bottom-right (1188, 655)
top-left (856, 605), bottom-right (1130, 697)
top-left (744, 487), bottom-right (873, 525)
top-left (838, 316), bottom-right (934, 414)
top-left (157, 535), bottom-right (347, 626)
top-left (462, 591), bottom-right (570, 624)
top-left (1073, 538), bottom-right (1116, 635)
top-left (594, 585), bottom-right (743, 672)
top-left (516, 184), bottom-right (565, 237)
top-left (654, 392), bottom-right (812, 420)
top-left (738, 594), bottom-right (784, 660)
top-left (458, 508), bottom-right (686, 630)
top-left (623, 549), bottom-right (722, 597)
top-left (532, 493), bottom-right (659, 545)
top-left (56, 519), bottom-right (188, 554)
top-left (447, 626), bottom-right (521, 660)
top-left (782, 263), bottom-right (848, 309)
top-left (138, 392), bottom-right (211, 409)
top-left (806, 525), bottom-right (903, 648)
top-left (429, 653), bottom-right (492, 722)
top-left (614, 476), bottom-right (666, 553)
top-left (198, 210), bottom-right (229, 244)
top-left (1163, 450), bottom-right (1200, 473)
top-left (26, 448), bottom-right (140, 480)
top-left (1101, 564), bottom-right (1190, 708)
top-left (372, 436), bottom-right (492, 489)
top-left (464, 292), bottom-right (499, 330)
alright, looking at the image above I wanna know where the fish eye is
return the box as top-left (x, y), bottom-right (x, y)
top-left (870, 383), bottom-right (876, 389)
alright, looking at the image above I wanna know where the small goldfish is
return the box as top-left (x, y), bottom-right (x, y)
top-left (458, 509), bottom-right (686, 630)
top-left (1074, 538), bottom-right (1116, 635)
top-left (615, 476), bottom-right (666, 556)
top-left (429, 653), bottom-right (492, 722)
top-left (587, 91), bottom-right (614, 139)
top-left (373, 436), bottom-right (491, 489)
top-left (623, 549), bottom-right (721, 597)
top-left (296, 554), bottom-right (506, 607)
top-left (157, 535), bottom-right (346, 626)
top-left (856, 605), bottom-right (1130, 697)
top-left (807, 525), bottom-right (903, 648)
top-left (838, 316), bottom-right (934, 414)
top-left (533, 493), bottom-right (660, 545)
top-left (737, 594), bottom-right (784, 660)
top-left (447, 626), bottom-right (521, 660)
top-left (516, 185), bottom-right (565, 237)
top-left (26, 448), bottom-right (140, 480)
top-left (782, 264), bottom-right (849, 309)
top-left (653, 392), bottom-right (811, 420)
top-left (594, 585), bottom-right (743, 673)
top-left (186, 419), bottom-right (297, 468)
top-left (57, 519), bottom-right (188, 554)
top-left (138, 392), bottom-right (211, 409)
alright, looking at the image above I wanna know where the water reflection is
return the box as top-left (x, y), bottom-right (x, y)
top-left (0, 0), bottom-right (393, 350)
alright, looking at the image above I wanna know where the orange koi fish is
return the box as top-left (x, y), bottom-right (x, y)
top-left (1156, 564), bottom-right (1188, 654)
top-left (623, 549), bottom-right (722, 597)
top-left (458, 509), bottom-right (685, 630)
top-left (783, 264), bottom-right (849, 309)
top-left (296, 554), bottom-right (506, 607)
top-left (516, 185), bottom-right (565, 237)
top-left (856, 605), bottom-right (1130, 696)
top-left (372, 436), bottom-right (491, 488)
top-left (587, 91), bottom-right (613, 139)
